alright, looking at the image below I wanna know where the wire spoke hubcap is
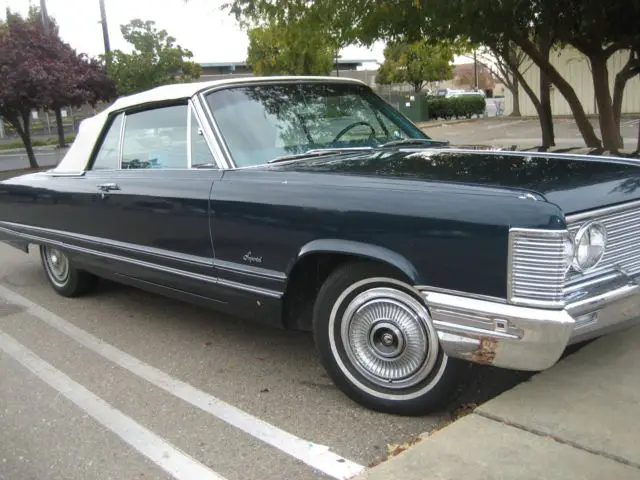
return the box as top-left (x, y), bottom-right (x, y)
top-left (341, 287), bottom-right (439, 389)
top-left (43, 247), bottom-right (70, 286)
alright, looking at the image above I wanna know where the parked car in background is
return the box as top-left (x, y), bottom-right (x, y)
top-left (1, 76), bottom-right (640, 415)
top-left (454, 90), bottom-right (486, 98)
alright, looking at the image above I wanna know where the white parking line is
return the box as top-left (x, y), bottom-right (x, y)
top-left (0, 330), bottom-right (227, 480)
top-left (0, 284), bottom-right (365, 480)
top-left (621, 119), bottom-right (639, 127)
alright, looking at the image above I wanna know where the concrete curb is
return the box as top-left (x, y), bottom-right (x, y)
top-left (416, 118), bottom-right (487, 129)
top-left (354, 325), bottom-right (640, 479)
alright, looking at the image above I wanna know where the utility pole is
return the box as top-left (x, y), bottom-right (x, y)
top-left (40, 0), bottom-right (50, 34)
top-left (99, 0), bottom-right (112, 58)
top-left (40, 0), bottom-right (67, 148)
top-left (473, 49), bottom-right (478, 90)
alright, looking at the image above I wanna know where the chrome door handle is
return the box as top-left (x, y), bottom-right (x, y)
top-left (97, 183), bottom-right (120, 192)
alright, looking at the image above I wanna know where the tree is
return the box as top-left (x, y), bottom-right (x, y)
top-left (105, 19), bottom-right (201, 96)
top-left (224, 0), bottom-right (639, 152)
top-left (475, 43), bottom-right (531, 117)
top-left (375, 40), bottom-right (455, 92)
top-left (454, 67), bottom-right (495, 91)
top-left (0, 10), bottom-right (115, 168)
top-left (19, 4), bottom-right (114, 148)
top-left (246, 20), bottom-right (337, 75)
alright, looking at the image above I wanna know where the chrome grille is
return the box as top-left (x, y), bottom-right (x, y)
top-left (567, 204), bottom-right (640, 281)
top-left (508, 229), bottom-right (567, 307)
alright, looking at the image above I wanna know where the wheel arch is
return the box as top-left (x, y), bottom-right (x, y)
top-left (293, 239), bottom-right (420, 283)
top-left (281, 239), bottom-right (421, 331)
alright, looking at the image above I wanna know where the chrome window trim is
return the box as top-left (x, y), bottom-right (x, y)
top-left (188, 96), bottom-right (226, 170)
top-left (195, 78), bottom-right (381, 171)
top-left (507, 227), bottom-right (569, 309)
top-left (193, 91), bottom-right (234, 169)
top-left (186, 103), bottom-right (193, 168)
top-left (117, 111), bottom-right (127, 170)
top-left (90, 103), bottom-right (207, 173)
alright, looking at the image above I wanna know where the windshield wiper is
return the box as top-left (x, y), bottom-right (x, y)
top-left (267, 147), bottom-right (372, 164)
top-left (378, 138), bottom-right (450, 148)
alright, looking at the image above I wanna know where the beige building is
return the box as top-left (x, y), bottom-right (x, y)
top-left (502, 46), bottom-right (640, 116)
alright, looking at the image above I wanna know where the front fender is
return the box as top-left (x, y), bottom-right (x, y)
top-left (294, 238), bottom-right (421, 284)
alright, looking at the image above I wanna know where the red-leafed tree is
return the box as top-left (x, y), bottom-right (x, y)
top-left (0, 9), bottom-right (116, 168)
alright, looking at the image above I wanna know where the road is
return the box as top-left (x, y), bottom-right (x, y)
top-left (0, 148), bottom-right (65, 172)
top-left (423, 116), bottom-right (640, 150)
top-left (0, 243), bottom-right (528, 480)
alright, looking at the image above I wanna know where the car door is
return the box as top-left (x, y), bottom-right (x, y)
top-left (78, 100), bottom-right (223, 299)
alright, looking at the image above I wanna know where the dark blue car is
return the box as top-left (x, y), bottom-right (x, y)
top-left (2, 76), bottom-right (639, 415)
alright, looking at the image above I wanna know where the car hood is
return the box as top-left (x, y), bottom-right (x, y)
top-left (264, 148), bottom-right (640, 215)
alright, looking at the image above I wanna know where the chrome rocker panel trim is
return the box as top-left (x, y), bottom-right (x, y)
top-left (418, 270), bottom-right (640, 371)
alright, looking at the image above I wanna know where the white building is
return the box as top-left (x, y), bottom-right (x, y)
top-left (502, 47), bottom-right (640, 117)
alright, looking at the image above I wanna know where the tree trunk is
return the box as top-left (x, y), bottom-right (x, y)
top-left (590, 54), bottom-right (622, 151)
top-left (54, 106), bottom-right (66, 148)
top-left (509, 78), bottom-right (521, 117)
top-left (513, 32), bottom-right (602, 148)
top-left (511, 64), bottom-right (551, 147)
top-left (538, 35), bottom-right (555, 147)
top-left (9, 112), bottom-right (38, 169)
top-left (612, 52), bottom-right (639, 147)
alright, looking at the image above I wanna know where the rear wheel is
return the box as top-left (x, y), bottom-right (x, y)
top-left (313, 261), bottom-right (473, 416)
top-left (40, 245), bottom-right (98, 297)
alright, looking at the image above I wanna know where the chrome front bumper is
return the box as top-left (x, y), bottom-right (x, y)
top-left (418, 271), bottom-right (640, 371)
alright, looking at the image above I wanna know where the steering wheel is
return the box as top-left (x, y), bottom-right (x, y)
top-left (332, 121), bottom-right (377, 143)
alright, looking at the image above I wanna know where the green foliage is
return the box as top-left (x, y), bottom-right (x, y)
top-left (0, 135), bottom-right (75, 151)
top-left (104, 19), bottom-right (201, 96)
top-left (427, 96), bottom-right (486, 120)
top-left (0, 8), bottom-right (115, 167)
top-left (375, 40), bottom-right (455, 92)
top-left (246, 20), bottom-right (337, 75)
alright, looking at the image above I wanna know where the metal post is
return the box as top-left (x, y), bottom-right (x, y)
top-left (40, 0), bottom-right (50, 34)
top-left (99, 0), bottom-right (111, 57)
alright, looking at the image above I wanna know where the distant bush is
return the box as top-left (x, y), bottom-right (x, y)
top-left (0, 135), bottom-right (75, 151)
top-left (427, 95), bottom-right (486, 120)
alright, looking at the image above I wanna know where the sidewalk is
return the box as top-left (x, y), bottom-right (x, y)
top-left (356, 324), bottom-right (640, 480)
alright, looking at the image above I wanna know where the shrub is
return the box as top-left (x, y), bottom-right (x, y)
top-left (0, 135), bottom-right (76, 151)
top-left (426, 95), bottom-right (486, 120)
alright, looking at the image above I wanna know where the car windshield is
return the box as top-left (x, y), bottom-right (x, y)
top-left (204, 82), bottom-right (430, 167)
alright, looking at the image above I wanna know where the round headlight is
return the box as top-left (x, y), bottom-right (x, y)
top-left (573, 222), bottom-right (607, 272)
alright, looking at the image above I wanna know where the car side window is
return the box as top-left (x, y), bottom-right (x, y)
top-left (190, 108), bottom-right (215, 167)
top-left (92, 113), bottom-right (123, 170)
top-left (121, 104), bottom-right (188, 170)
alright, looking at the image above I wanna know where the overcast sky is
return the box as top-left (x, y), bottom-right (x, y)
top-left (0, 0), bottom-right (386, 64)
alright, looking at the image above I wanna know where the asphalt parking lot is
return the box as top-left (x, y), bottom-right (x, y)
top-left (422, 116), bottom-right (640, 150)
top-left (0, 242), bottom-right (531, 480)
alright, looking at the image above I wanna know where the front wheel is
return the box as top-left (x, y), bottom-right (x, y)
top-left (40, 245), bottom-right (98, 297)
top-left (313, 262), bottom-right (473, 416)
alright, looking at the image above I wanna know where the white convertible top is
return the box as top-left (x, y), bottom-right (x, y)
top-left (52, 76), bottom-right (365, 173)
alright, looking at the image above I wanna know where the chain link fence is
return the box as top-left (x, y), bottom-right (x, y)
top-left (0, 106), bottom-right (105, 145)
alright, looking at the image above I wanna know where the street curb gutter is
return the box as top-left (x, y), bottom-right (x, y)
top-left (351, 325), bottom-right (640, 480)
